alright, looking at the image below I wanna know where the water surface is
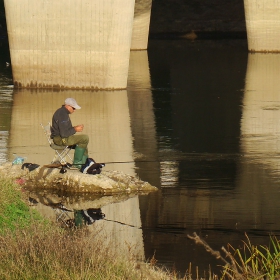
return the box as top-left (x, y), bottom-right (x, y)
top-left (1, 39), bottom-right (280, 277)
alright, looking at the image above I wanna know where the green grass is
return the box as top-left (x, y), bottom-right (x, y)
top-left (0, 177), bottom-right (43, 233)
top-left (0, 175), bottom-right (182, 280)
top-left (219, 234), bottom-right (280, 279)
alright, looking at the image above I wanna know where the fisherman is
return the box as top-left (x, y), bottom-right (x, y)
top-left (51, 97), bottom-right (89, 168)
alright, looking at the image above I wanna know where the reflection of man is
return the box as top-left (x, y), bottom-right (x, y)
top-left (51, 98), bottom-right (89, 168)
top-left (74, 208), bottom-right (105, 226)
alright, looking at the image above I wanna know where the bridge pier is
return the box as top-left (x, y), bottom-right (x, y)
top-left (131, 0), bottom-right (152, 50)
top-left (4, 0), bottom-right (136, 89)
top-left (244, 0), bottom-right (280, 52)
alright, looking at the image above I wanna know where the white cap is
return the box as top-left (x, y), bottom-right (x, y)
top-left (64, 98), bottom-right (81, 110)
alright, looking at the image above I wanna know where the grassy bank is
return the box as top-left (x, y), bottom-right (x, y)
top-left (2, 175), bottom-right (280, 279)
top-left (0, 223), bottom-right (175, 280)
top-left (0, 176), bottom-right (182, 280)
top-left (0, 177), bottom-right (43, 233)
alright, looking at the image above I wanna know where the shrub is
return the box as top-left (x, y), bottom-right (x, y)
top-left (188, 232), bottom-right (280, 280)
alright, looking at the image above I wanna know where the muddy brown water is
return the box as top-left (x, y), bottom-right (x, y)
top-left (2, 38), bottom-right (280, 277)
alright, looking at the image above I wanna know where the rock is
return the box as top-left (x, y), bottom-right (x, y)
top-left (0, 162), bottom-right (158, 194)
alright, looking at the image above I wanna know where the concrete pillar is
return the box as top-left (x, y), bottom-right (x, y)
top-left (244, 0), bottom-right (280, 52)
top-left (131, 0), bottom-right (152, 50)
top-left (4, 0), bottom-right (135, 89)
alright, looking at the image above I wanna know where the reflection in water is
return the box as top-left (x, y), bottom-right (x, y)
top-left (95, 196), bottom-right (145, 260)
top-left (138, 40), bottom-right (280, 276)
top-left (3, 39), bottom-right (280, 277)
top-left (0, 43), bottom-right (13, 164)
top-left (160, 160), bottom-right (179, 187)
top-left (74, 208), bottom-right (105, 226)
top-left (0, 130), bottom-right (9, 164)
top-left (0, 86), bottom-right (13, 164)
top-left (8, 89), bottom-right (135, 175)
top-left (11, 88), bottom-right (146, 258)
top-left (127, 50), bottom-right (160, 188)
top-left (28, 190), bottom-right (145, 260)
top-left (234, 52), bottom-right (280, 259)
top-left (239, 53), bottom-right (280, 233)
top-left (144, 42), bottom-right (280, 276)
top-left (241, 53), bottom-right (280, 173)
top-left (142, 40), bottom-right (248, 200)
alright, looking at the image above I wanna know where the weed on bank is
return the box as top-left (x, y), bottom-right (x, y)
top-left (188, 232), bottom-right (280, 279)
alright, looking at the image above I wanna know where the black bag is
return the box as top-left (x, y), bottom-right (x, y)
top-left (21, 163), bottom-right (40, 171)
top-left (80, 158), bottom-right (105, 175)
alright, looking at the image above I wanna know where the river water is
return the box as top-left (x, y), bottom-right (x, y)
top-left (1, 38), bottom-right (280, 277)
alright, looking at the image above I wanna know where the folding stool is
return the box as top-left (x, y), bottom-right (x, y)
top-left (41, 123), bottom-right (75, 168)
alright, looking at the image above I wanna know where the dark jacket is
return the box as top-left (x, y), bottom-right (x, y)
top-left (51, 106), bottom-right (76, 138)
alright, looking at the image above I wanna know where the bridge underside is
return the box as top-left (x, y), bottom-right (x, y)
top-left (3, 0), bottom-right (280, 89)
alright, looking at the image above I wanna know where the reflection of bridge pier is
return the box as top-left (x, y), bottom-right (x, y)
top-left (241, 53), bottom-right (280, 170)
top-left (234, 52), bottom-right (280, 234)
top-left (126, 50), bottom-right (162, 248)
top-left (241, 53), bottom-right (280, 155)
top-left (0, 90), bottom-right (12, 164)
top-left (127, 50), bottom-right (160, 187)
top-left (9, 89), bottom-right (136, 174)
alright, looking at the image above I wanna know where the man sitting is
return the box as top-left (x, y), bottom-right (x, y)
top-left (51, 97), bottom-right (89, 169)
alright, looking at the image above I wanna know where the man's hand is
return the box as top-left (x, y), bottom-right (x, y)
top-left (74, 124), bottom-right (84, 132)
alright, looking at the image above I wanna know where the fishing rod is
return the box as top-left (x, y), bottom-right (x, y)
top-left (102, 160), bottom-right (159, 164)
top-left (103, 217), bottom-right (142, 230)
